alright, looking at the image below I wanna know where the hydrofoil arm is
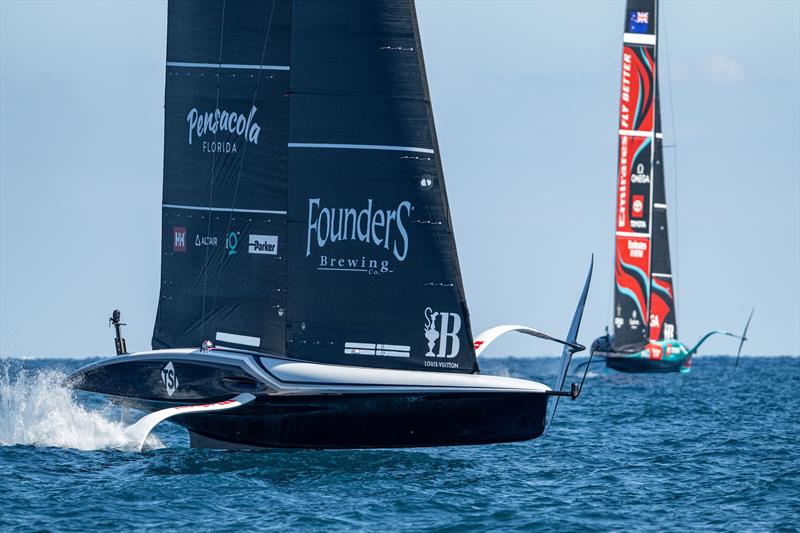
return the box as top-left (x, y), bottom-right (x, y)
top-left (124, 393), bottom-right (256, 451)
top-left (473, 325), bottom-right (585, 358)
top-left (687, 330), bottom-right (745, 357)
top-left (546, 256), bottom-right (593, 433)
top-left (735, 308), bottom-right (754, 368)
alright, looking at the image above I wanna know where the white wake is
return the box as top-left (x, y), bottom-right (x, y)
top-left (0, 363), bottom-right (162, 451)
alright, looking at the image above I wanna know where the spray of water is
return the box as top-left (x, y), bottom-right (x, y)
top-left (0, 363), bottom-right (162, 451)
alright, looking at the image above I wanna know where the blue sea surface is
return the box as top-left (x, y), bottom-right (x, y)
top-left (1, 356), bottom-right (798, 532)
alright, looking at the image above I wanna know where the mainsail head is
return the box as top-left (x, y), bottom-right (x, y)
top-left (153, 0), bottom-right (477, 373)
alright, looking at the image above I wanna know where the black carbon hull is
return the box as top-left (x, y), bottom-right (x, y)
top-left (605, 356), bottom-right (686, 373)
top-left (67, 352), bottom-right (549, 449)
top-left (177, 392), bottom-right (546, 449)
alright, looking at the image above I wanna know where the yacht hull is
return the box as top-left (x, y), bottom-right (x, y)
top-left (67, 348), bottom-right (551, 449)
top-left (182, 391), bottom-right (545, 449)
top-left (605, 355), bottom-right (688, 373)
top-left (603, 340), bottom-right (691, 374)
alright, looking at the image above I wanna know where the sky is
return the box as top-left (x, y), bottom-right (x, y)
top-left (1, 0), bottom-right (798, 359)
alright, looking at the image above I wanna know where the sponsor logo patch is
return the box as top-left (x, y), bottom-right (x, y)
top-left (173, 227), bottom-right (187, 252)
top-left (627, 238), bottom-right (648, 259)
top-left (225, 231), bottom-right (239, 256)
top-left (628, 10), bottom-right (649, 33)
top-left (248, 234), bottom-right (278, 255)
top-left (647, 343), bottom-right (663, 360)
top-left (186, 105), bottom-right (261, 154)
top-left (632, 195), bottom-right (645, 218)
top-left (161, 361), bottom-right (179, 396)
top-left (306, 198), bottom-right (412, 275)
top-left (631, 163), bottom-right (650, 184)
top-left (195, 234), bottom-right (218, 247)
top-left (628, 309), bottom-right (641, 329)
top-left (424, 307), bottom-right (462, 359)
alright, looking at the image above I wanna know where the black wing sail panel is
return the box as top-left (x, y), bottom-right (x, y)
top-left (648, 89), bottom-right (678, 343)
top-left (152, 0), bottom-right (292, 354)
top-left (286, 0), bottom-right (477, 373)
top-left (612, 0), bottom-right (658, 351)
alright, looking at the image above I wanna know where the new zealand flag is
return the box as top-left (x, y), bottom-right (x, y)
top-left (628, 10), bottom-right (650, 34)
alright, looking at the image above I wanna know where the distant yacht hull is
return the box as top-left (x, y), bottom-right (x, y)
top-left (67, 348), bottom-right (551, 449)
top-left (603, 340), bottom-right (691, 374)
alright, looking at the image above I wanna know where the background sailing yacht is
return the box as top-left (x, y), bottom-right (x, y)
top-left (592, 0), bottom-right (750, 373)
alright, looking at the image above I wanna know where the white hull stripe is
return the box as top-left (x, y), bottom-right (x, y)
top-left (163, 204), bottom-right (287, 215)
top-left (616, 231), bottom-right (651, 238)
top-left (652, 273), bottom-right (673, 278)
top-left (167, 61), bottom-right (290, 71)
top-left (289, 143), bottom-right (434, 154)
top-left (619, 129), bottom-right (663, 139)
top-left (654, 203), bottom-right (667, 209)
top-left (109, 350), bottom-right (550, 393)
top-left (623, 33), bottom-right (656, 46)
top-left (216, 332), bottom-right (261, 347)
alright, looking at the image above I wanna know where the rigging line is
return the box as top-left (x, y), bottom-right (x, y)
top-left (609, 5), bottom-right (629, 332)
top-left (201, 0), bottom-right (228, 342)
top-left (606, 226), bottom-right (614, 333)
top-left (662, 0), bottom-right (680, 322)
top-left (209, 0), bottom-right (278, 324)
top-left (644, 1), bottom-right (658, 336)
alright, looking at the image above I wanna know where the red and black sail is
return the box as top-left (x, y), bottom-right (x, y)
top-left (611, 0), bottom-right (677, 351)
top-left (153, 1), bottom-right (477, 373)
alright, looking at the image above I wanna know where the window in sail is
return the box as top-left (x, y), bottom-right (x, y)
top-left (419, 174), bottom-right (434, 190)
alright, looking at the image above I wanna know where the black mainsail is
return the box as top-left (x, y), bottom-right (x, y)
top-left (611, 0), bottom-right (677, 352)
top-left (648, 94), bottom-right (678, 344)
top-left (153, 0), bottom-right (477, 373)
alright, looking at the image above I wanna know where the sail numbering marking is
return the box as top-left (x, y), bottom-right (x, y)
top-left (344, 342), bottom-right (411, 358)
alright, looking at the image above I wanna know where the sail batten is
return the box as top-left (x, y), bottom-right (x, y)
top-left (288, 143), bottom-right (435, 153)
top-left (166, 62), bottom-right (291, 70)
top-left (162, 204), bottom-right (288, 215)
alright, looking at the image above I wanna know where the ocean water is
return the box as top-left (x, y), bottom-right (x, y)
top-left (1, 356), bottom-right (797, 532)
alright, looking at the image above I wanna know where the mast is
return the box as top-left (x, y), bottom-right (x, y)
top-left (611, 0), bottom-right (658, 352)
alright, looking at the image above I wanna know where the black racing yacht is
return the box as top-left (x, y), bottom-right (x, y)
top-left (68, 0), bottom-right (593, 449)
